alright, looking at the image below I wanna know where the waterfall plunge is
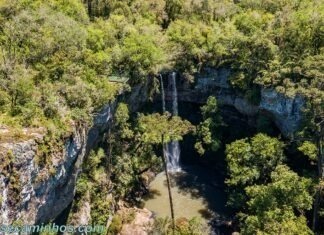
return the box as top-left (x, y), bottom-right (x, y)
top-left (160, 72), bottom-right (181, 172)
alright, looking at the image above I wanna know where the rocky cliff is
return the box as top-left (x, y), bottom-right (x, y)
top-left (164, 67), bottom-right (304, 137)
top-left (0, 103), bottom-right (114, 226)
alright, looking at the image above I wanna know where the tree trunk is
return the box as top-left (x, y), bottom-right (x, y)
top-left (313, 189), bottom-right (321, 231)
top-left (162, 135), bottom-right (175, 234)
top-left (107, 126), bottom-right (112, 178)
top-left (312, 122), bottom-right (323, 231)
top-left (87, 0), bottom-right (92, 20)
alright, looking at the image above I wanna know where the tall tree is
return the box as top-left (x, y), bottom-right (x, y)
top-left (137, 112), bottom-right (193, 232)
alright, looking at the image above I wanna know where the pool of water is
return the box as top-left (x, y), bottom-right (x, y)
top-left (143, 166), bottom-right (228, 222)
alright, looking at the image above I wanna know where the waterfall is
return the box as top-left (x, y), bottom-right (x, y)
top-left (159, 74), bottom-right (166, 113)
top-left (161, 72), bottom-right (181, 172)
top-left (171, 72), bottom-right (178, 116)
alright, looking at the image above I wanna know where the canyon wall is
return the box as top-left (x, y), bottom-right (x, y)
top-left (166, 67), bottom-right (304, 137)
top-left (0, 103), bottom-right (114, 226)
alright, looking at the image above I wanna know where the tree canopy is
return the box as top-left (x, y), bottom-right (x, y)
top-left (0, 0), bottom-right (322, 131)
top-left (226, 133), bottom-right (285, 188)
top-left (242, 165), bottom-right (313, 235)
top-left (137, 112), bottom-right (194, 144)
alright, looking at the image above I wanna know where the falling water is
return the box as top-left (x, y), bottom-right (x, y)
top-left (159, 74), bottom-right (166, 113)
top-left (171, 72), bottom-right (178, 116)
top-left (166, 72), bottom-right (181, 172)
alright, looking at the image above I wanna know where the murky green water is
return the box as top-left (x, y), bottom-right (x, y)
top-left (144, 166), bottom-right (227, 222)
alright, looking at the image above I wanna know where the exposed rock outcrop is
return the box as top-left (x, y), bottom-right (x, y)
top-left (0, 103), bottom-right (114, 226)
top-left (260, 89), bottom-right (304, 138)
top-left (119, 207), bottom-right (154, 235)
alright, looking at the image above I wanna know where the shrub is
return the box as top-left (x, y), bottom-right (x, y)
top-left (107, 215), bottom-right (122, 234)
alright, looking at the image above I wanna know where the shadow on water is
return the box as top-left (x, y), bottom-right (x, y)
top-left (198, 209), bottom-right (214, 220)
top-left (143, 188), bottom-right (162, 200)
top-left (145, 166), bottom-right (229, 218)
top-left (169, 166), bottom-right (228, 219)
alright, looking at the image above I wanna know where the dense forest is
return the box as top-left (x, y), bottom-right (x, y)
top-left (0, 0), bottom-right (323, 234)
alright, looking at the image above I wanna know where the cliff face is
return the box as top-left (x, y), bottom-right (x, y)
top-left (259, 89), bottom-right (304, 137)
top-left (0, 104), bottom-right (114, 226)
top-left (167, 67), bottom-right (304, 137)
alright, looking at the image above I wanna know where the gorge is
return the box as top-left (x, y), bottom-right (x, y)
top-left (0, 68), bottom-right (305, 227)
top-left (0, 1), bottom-right (322, 234)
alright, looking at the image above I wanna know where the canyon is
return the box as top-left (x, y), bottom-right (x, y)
top-left (0, 67), bottom-right (304, 227)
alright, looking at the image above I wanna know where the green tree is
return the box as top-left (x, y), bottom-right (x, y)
top-left (107, 103), bottom-right (161, 199)
top-left (165, 0), bottom-right (184, 26)
top-left (0, 3), bottom-right (119, 129)
top-left (166, 19), bottom-right (239, 75)
top-left (298, 141), bottom-right (318, 162)
top-left (107, 103), bottom-right (136, 196)
top-left (130, 0), bottom-right (166, 25)
top-left (137, 112), bottom-right (193, 232)
top-left (72, 148), bottom-right (112, 228)
top-left (113, 22), bottom-right (167, 84)
top-left (226, 133), bottom-right (285, 186)
top-left (195, 96), bottom-right (222, 155)
top-left (225, 134), bottom-right (285, 207)
top-left (242, 165), bottom-right (313, 235)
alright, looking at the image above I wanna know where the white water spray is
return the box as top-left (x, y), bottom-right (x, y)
top-left (166, 72), bottom-right (181, 172)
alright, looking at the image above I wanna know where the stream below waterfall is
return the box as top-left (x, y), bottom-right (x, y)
top-left (143, 165), bottom-right (229, 226)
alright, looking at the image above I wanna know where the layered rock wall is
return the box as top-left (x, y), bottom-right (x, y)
top-left (0, 104), bottom-right (114, 226)
top-left (165, 67), bottom-right (304, 137)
